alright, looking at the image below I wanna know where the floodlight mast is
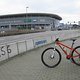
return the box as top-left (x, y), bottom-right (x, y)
top-left (25, 7), bottom-right (29, 28)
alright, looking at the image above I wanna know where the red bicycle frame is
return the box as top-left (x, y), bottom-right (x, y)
top-left (55, 41), bottom-right (80, 59)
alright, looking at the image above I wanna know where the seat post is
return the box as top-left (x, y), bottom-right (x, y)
top-left (71, 41), bottom-right (74, 48)
top-left (70, 38), bottom-right (76, 48)
top-left (69, 41), bottom-right (74, 56)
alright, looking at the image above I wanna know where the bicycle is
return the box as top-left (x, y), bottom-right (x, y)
top-left (41, 38), bottom-right (80, 68)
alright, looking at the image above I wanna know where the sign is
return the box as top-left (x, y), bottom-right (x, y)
top-left (24, 19), bottom-right (32, 23)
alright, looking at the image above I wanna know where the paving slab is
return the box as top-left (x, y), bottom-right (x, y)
top-left (0, 38), bottom-right (80, 80)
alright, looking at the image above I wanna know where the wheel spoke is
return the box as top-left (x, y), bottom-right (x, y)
top-left (41, 48), bottom-right (61, 68)
top-left (71, 46), bottom-right (80, 66)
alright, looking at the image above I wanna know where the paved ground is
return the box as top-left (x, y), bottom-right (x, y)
top-left (0, 37), bottom-right (80, 80)
top-left (0, 30), bottom-right (78, 44)
top-left (0, 31), bottom-right (53, 44)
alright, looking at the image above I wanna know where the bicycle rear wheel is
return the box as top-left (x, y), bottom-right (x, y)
top-left (71, 46), bottom-right (80, 66)
top-left (41, 47), bottom-right (61, 68)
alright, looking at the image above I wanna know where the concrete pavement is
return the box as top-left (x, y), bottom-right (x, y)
top-left (0, 37), bottom-right (80, 80)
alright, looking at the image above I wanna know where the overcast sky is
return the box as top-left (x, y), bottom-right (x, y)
top-left (0, 0), bottom-right (80, 23)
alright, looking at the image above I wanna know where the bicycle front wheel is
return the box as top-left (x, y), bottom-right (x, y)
top-left (71, 46), bottom-right (80, 66)
top-left (41, 47), bottom-right (61, 68)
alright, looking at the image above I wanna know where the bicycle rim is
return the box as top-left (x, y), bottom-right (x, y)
top-left (41, 47), bottom-right (61, 68)
top-left (71, 46), bottom-right (80, 66)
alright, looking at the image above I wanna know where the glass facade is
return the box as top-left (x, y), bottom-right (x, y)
top-left (0, 13), bottom-right (62, 31)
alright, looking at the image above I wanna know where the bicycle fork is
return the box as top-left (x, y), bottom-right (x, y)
top-left (50, 43), bottom-right (57, 59)
top-left (79, 55), bottom-right (80, 61)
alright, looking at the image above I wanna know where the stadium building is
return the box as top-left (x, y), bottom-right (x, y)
top-left (0, 13), bottom-right (62, 31)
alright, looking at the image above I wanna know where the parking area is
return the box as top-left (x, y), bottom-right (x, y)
top-left (0, 37), bottom-right (80, 80)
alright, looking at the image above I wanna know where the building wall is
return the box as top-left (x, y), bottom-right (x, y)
top-left (78, 21), bottom-right (80, 26)
top-left (0, 15), bottom-right (60, 31)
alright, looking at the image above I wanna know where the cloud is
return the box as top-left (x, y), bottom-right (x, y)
top-left (75, 0), bottom-right (80, 8)
top-left (0, 0), bottom-right (27, 14)
top-left (60, 13), bottom-right (80, 23)
top-left (0, 0), bottom-right (80, 23)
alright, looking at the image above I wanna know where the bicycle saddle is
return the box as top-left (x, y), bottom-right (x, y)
top-left (70, 38), bottom-right (77, 42)
top-left (55, 38), bottom-right (59, 42)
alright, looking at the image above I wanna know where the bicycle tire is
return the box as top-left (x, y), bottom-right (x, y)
top-left (41, 47), bottom-right (61, 68)
top-left (71, 46), bottom-right (80, 66)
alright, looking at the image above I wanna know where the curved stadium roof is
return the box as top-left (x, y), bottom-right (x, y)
top-left (0, 13), bottom-right (62, 20)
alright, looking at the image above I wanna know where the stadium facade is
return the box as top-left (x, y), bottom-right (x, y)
top-left (0, 13), bottom-right (62, 31)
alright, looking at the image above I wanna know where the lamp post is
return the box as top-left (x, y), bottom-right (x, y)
top-left (25, 7), bottom-right (29, 28)
top-left (26, 7), bottom-right (29, 13)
